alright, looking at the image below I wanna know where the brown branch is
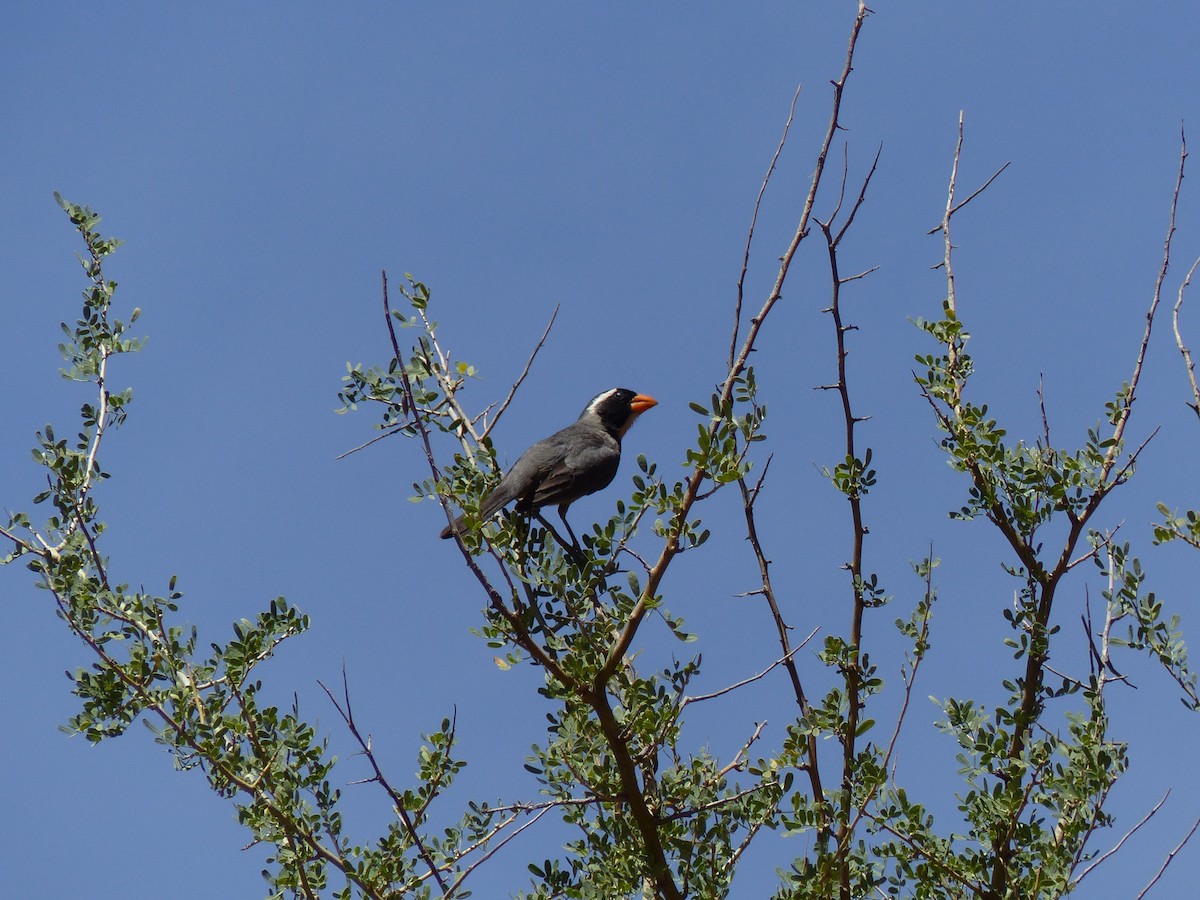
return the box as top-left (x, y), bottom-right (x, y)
top-left (581, 686), bottom-right (683, 900)
top-left (481, 304), bottom-right (559, 440)
top-left (447, 806), bottom-right (554, 895)
top-left (832, 143), bottom-right (883, 247)
top-left (930, 115), bottom-right (1188, 900)
top-left (1171, 253), bottom-right (1200, 418)
top-left (47, 577), bottom-right (378, 898)
top-left (732, 83), bottom-right (803, 373)
top-left (1073, 791), bottom-right (1170, 888)
top-left (682, 631), bottom-right (818, 706)
top-left (317, 668), bottom-right (450, 895)
top-left (927, 160), bottom-right (1011, 235)
top-left (581, 17), bottom-right (874, 889)
top-left (1136, 813), bottom-right (1200, 899)
top-left (598, 0), bottom-right (870, 698)
top-left (736, 471), bottom-right (826, 796)
top-left (817, 153), bottom-right (875, 900)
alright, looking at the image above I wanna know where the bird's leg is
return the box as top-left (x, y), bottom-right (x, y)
top-left (534, 510), bottom-right (584, 565)
top-left (558, 507), bottom-right (581, 550)
top-left (511, 516), bottom-right (556, 631)
top-left (557, 505), bottom-right (587, 564)
top-left (534, 511), bottom-right (571, 551)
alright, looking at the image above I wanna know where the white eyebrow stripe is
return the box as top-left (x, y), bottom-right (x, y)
top-left (586, 388), bottom-right (618, 413)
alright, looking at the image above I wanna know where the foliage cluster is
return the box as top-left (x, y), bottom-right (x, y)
top-left (6, 7), bottom-right (1200, 898)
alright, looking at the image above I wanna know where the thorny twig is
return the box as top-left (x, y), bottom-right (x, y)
top-left (855, 550), bottom-right (937, 843)
top-left (1171, 252), bottom-right (1200, 418)
top-left (1136, 814), bottom-right (1200, 900)
top-left (592, 14), bottom-right (874, 878)
top-left (928, 114), bottom-right (1189, 900)
top-left (927, 160), bottom-right (1011, 236)
top-left (317, 669), bottom-right (450, 895)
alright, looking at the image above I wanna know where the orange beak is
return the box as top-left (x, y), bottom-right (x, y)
top-left (630, 394), bottom-right (658, 415)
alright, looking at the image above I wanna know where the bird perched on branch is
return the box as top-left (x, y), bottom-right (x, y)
top-left (440, 387), bottom-right (658, 543)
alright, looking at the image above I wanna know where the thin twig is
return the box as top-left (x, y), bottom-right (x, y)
top-left (732, 84), bottom-right (803, 373)
top-left (1073, 791), bottom-right (1170, 886)
top-left (317, 667), bottom-right (450, 895)
top-left (481, 304), bottom-right (559, 440)
top-left (334, 425), bottom-right (407, 460)
top-left (927, 161), bottom-right (1011, 236)
top-left (717, 720), bottom-right (770, 778)
top-left (832, 143), bottom-right (883, 247)
top-left (1102, 125), bottom-right (1189, 482)
top-left (1135, 813), bottom-right (1200, 899)
top-left (682, 631), bottom-right (818, 706)
top-left (447, 806), bottom-right (554, 894)
top-left (950, 160), bottom-right (1012, 218)
top-left (1037, 374), bottom-right (1051, 448)
top-left (659, 781), bottom-right (770, 823)
top-left (1171, 253), bottom-right (1200, 418)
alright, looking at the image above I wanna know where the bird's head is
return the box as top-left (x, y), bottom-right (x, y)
top-left (582, 388), bottom-right (658, 439)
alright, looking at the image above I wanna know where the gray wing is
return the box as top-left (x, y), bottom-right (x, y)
top-left (525, 427), bottom-right (620, 511)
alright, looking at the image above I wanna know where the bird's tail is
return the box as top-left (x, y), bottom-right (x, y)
top-left (439, 481), bottom-right (516, 540)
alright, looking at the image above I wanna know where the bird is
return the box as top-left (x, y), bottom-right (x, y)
top-left (440, 387), bottom-right (658, 543)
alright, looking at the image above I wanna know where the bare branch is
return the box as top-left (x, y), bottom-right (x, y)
top-left (682, 630), bottom-right (818, 706)
top-left (840, 265), bottom-right (880, 284)
top-left (832, 143), bottom-right (883, 247)
top-left (334, 424), bottom-right (407, 460)
top-left (732, 83), bottom-right (803, 373)
top-left (481, 304), bottom-right (559, 440)
top-left (602, 0), bottom-right (873, 714)
top-left (1136, 813), bottom-right (1200, 899)
top-left (1102, 125), bottom-right (1189, 481)
top-left (927, 161), bottom-right (1011, 236)
top-left (447, 806), bottom-right (554, 894)
top-left (1172, 253), bottom-right (1200, 418)
top-left (317, 668), bottom-right (450, 895)
top-left (1073, 791), bottom-right (1170, 887)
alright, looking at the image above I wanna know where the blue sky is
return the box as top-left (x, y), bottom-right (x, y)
top-left (4, 3), bottom-right (1200, 897)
